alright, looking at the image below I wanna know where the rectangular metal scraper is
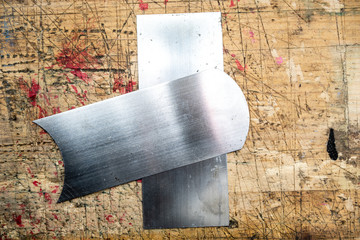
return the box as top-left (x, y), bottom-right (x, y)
top-left (137, 12), bottom-right (229, 229)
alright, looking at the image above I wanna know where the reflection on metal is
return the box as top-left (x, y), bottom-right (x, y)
top-left (137, 12), bottom-right (223, 87)
top-left (34, 70), bottom-right (250, 203)
top-left (137, 12), bottom-right (231, 229)
top-left (142, 155), bottom-right (229, 229)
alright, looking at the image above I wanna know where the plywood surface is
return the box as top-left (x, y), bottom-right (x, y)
top-left (0, 0), bottom-right (359, 239)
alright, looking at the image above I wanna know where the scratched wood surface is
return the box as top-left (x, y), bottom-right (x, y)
top-left (0, 0), bottom-right (359, 239)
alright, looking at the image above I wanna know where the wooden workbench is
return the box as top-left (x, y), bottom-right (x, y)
top-left (1, 0), bottom-right (359, 239)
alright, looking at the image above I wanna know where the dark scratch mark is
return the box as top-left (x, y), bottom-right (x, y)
top-left (282, 0), bottom-right (310, 23)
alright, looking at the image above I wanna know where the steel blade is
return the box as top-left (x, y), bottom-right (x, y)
top-left (33, 70), bottom-right (250, 203)
top-left (137, 12), bottom-right (231, 228)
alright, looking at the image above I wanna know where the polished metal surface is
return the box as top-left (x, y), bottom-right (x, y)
top-left (137, 12), bottom-right (230, 228)
top-left (142, 155), bottom-right (229, 229)
top-left (137, 12), bottom-right (223, 87)
top-left (34, 70), bottom-right (250, 203)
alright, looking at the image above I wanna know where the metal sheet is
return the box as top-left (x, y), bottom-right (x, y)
top-left (137, 12), bottom-right (230, 228)
top-left (33, 70), bottom-right (250, 203)
top-left (142, 155), bottom-right (229, 229)
top-left (137, 12), bottom-right (223, 87)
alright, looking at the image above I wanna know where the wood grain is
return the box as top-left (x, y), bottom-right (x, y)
top-left (0, 0), bottom-right (359, 239)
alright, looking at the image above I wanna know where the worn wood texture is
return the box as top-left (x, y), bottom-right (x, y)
top-left (0, 0), bottom-right (359, 239)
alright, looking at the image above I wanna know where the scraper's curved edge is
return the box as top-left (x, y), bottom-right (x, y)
top-left (202, 70), bottom-right (250, 144)
top-left (32, 119), bottom-right (72, 203)
top-left (218, 71), bottom-right (251, 148)
top-left (236, 83), bottom-right (250, 149)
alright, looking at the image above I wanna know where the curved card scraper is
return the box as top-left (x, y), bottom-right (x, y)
top-left (33, 70), bottom-right (250, 203)
top-left (137, 12), bottom-right (232, 229)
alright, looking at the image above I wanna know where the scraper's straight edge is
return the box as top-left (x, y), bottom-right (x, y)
top-left (33, 70), bottom-right (250, 203)
top-left (137, 12), bottom-right (231, 229)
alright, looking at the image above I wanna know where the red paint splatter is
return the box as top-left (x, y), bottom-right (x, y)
top-left (52, 107), bottom-right (61, 114)
top-left (39, 130), bottom-right (48, 135)
top-left (19, 204), bottom-right (26, 214)
top-left (52, 213), bottom-right (59, 220)
top-left (33, 218), bottom-right (40, 225)
top-left (32, 181), bottom-right (41, 187)
top-left (249, 31), bottom-right (255, 43)
top-left (53, 171), bottom-right (58, 177)
top-left (126, 80), bottom-right (136, 93)
top-left (66, 75), bottom-right (71, 83)
top-left (68, 82), bottom-right (87, 105)
top-left (82, 90), bottom-right (88, 99)
top-left (58, 160), bottom-right (64, 166)
top-left (55, 33), bottom-right (99, 84)
top-left (119, 213), bottom-right (126, 223)
top-left (44, 192), bottom-right (52, 204)
top-left (28, 80), bottom-right (40, 106)
top-left (71, 85), bottom-right (79, 94)
top-left (136, 179), bottom-right (142, 183)
top-left (41, 93), bottom-right (50, 106)
top-left (70, 69), bottom-right (90, 83)
top-left (231, 54), bottom-right (236, 57)
top-left (138, 0), bottom-right (148, 10)
top-left (235, 59), bottom-right (247, 71)
top-left (51, 186), bottom-right (59, 193)
top-left (129, 222), bottom-right (132, 226)
top-left (37, 105), bottom-right (48, 119)
top-left (18, 77), bottom-right (54, 134)
top-left (164, 0), bottom-right (168, 4)
top-left (13, 215), bottom-right (24, 227)
top-left (229, 0), bottom-right (235, 7)
top-left (38, 188), bottom-right (43, 197)
top-left (27, 167), bottom-right (34, 178)
top-left (19, 78), bottom-right (40, 106)
top-left (113, 78), bottom-right (122, 93)
top-left (113, 76), bottom-right (137, 94)
top-left (276, 56), bottom-right (283, 65)
top-left (105, 215), bottom-right (114, 223)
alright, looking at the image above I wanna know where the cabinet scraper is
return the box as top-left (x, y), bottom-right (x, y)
top-left (33, 69), bottom-right (249, 203)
